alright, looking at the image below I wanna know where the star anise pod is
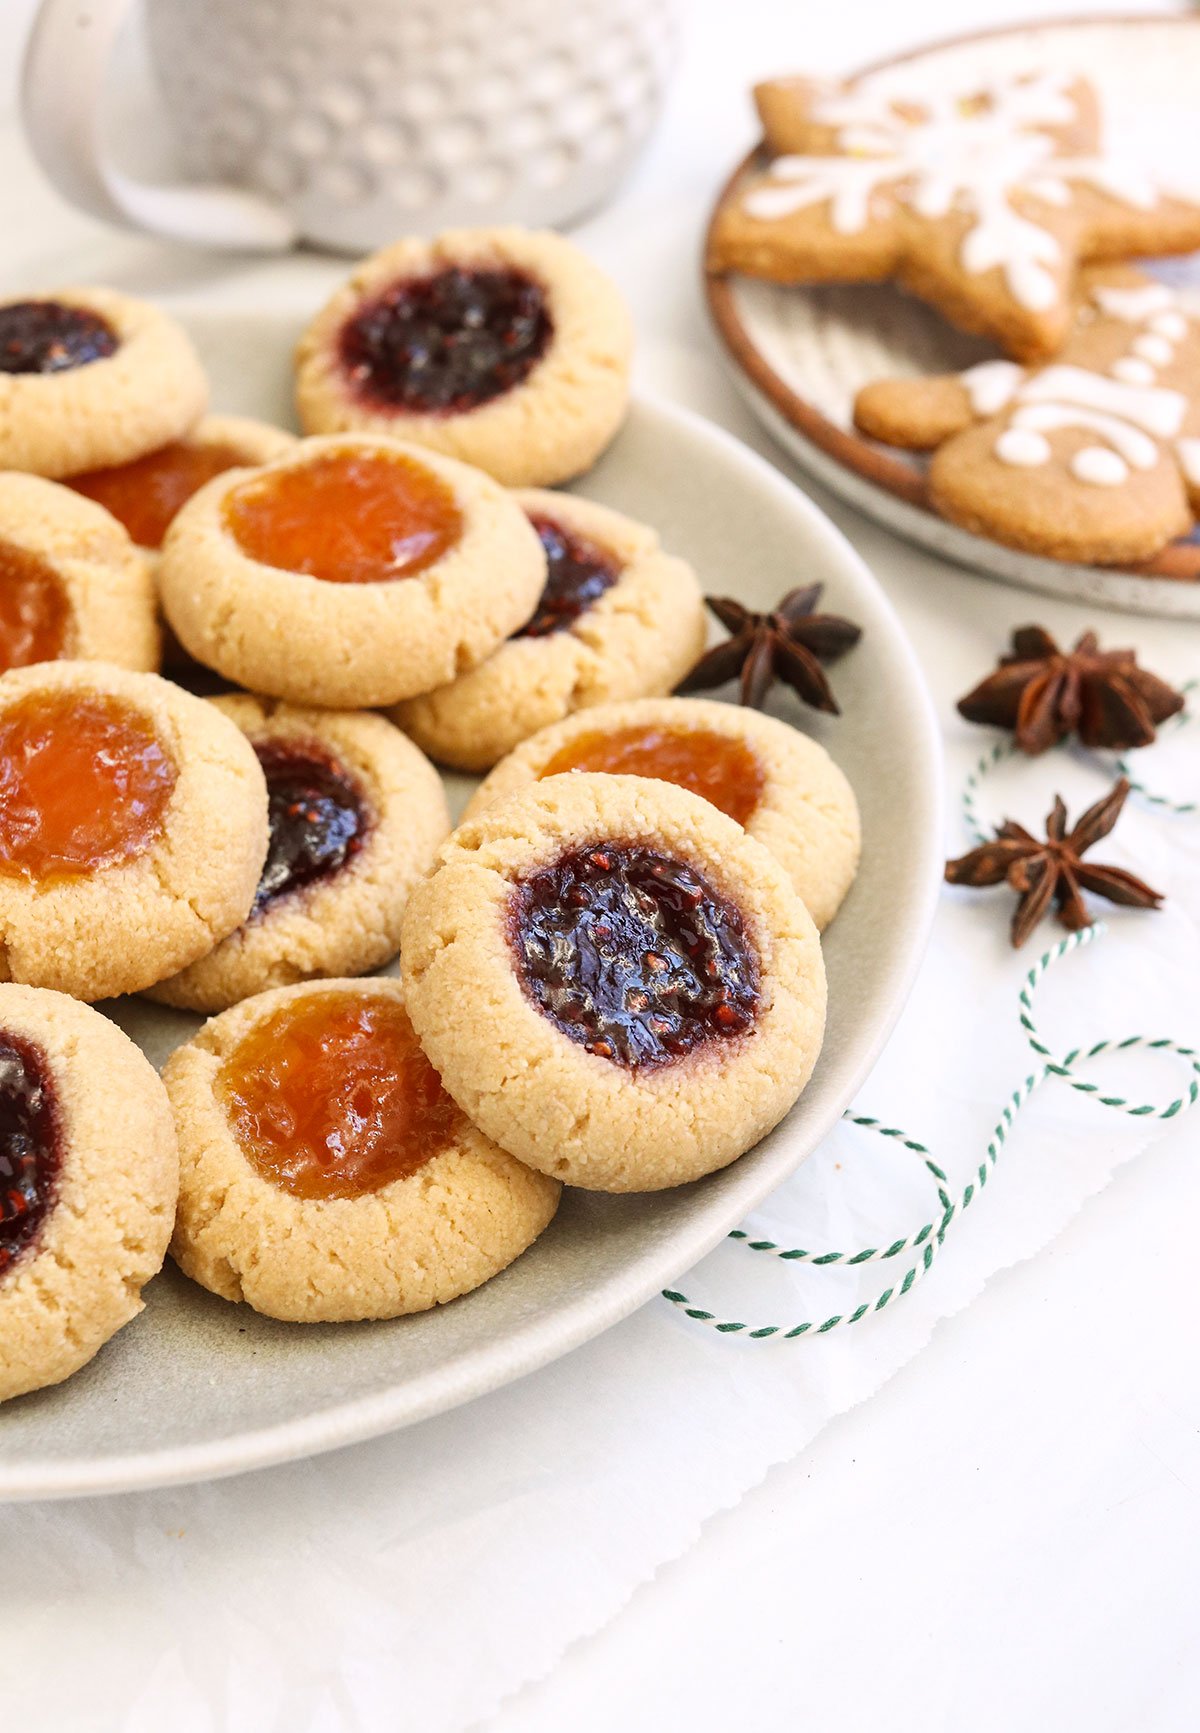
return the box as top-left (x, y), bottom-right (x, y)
top-left (957, 625), bottom-right (1184, 755)
top-left (677, 585), bottom-right (862, 714)
top-left (944, 778), bottom-right (1162, 948)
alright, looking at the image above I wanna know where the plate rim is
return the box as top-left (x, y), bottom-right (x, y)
top-left (0, 389), bottom-right (943, 1502)
top-left (703, 9), bottom-right (1200, 596)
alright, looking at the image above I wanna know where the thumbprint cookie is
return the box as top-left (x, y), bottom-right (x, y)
top-left (148, 697), bottom-right (450, 1012)
top-left (465, 696), bottom-right (861, 930)
top-left (391, 492), bottom-right (706, 771)
top-left (158, 434), bottom-right (546, 708)
top-left (164, 977), bottom-right (560, 1322)
top-left (402, 772), bottom-right (826, 1192)
top-left (0, 286), bottom-right (208, 478)
top-left (295, 227), bottom-right (631, 486)
top-left (0, 472), bottom-right (158, 676)
top-left (0, 984), bottom-right (178, 1403)
top-left (0, 661), bottom-right (268, 1001)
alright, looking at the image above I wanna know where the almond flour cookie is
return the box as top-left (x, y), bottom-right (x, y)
top-left (854, 268), bottom-right (1200, 564)
top-left (148, 697), bottom-right (450, 1012)
top-left (464, 697), bottom-right (861, 930)
top-left (0, 287), bottom-right (208, 477)
top-left (159, 434), bottom-right (546, 708)
top-left (0, 661), bottom-right (268, 1001)
top-left (402, 773), bottom-right (826, 1192)
top-left (66, 414), bottom-right (297, 555)
top-left (708, 71), bottom-right (1200, 362)
top-left (164, 976), bottom-right (560, 1322)
top-left (295, 227), bottom-right (632, 486)
top-left (0, 983), bottom-right (178, 1403)
top-left (392, 492), bottom-right (706, 771)
top-left (0, 472), bottom-right (158, 675)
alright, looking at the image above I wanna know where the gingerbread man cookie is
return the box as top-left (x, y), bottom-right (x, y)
top-left (708, 70), bottom-right (1200, 361)
top-left (855, 267), bottom-right (1200, 565)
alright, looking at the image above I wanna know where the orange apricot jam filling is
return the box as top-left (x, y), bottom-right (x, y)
top-left (0, 541), bottom-right (70, 673)
top-left (68, 438), bottom-right (246, 550)
top-left (0, 689), bottom-right (176, 881)
top-left (540, 724), bottom-right (766, 827)
top-left (222, 447), bottom-right (463, 584)
top-left (217, 990), bottom-right (460, 1200)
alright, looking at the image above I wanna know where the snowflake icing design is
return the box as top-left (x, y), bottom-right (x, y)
top-left (743, 71), bottom-right (1160, 312)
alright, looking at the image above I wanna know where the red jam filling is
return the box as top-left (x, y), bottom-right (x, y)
top-left (0, 689), bottom-right (177, 881)
top-left (339, 266), bottom-right (552, 415)
top-left (218, 990), bottom-right (460, 1200)
top-left (0, 1030), bottom-right (61, 1280)
top-left (223, 447), bottom-right (462, 583)
top-left (515, 515), bottom-right (621, 638)
top-left (0, 540), bottom-right (70, 673)
top-left (0, 300), bottom-right (118, 374)
top-left (252, 738), bottom-right (371, 915)
top-left (509, 843), bottom-right (760, 1068)
top-left (68, 439), bottom-right (246, 550)
top-left (540, 724), bottom-right (765, 826)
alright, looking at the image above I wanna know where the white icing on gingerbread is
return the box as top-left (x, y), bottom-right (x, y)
top-left (984, 283), bottom-right (1197, 484)
top-left (742, 70), bottom-right (1164, 311)
top-left (1017, 366), bottom-right (1187, 439)
top-left (1090, 284), bottom-right (1176, 322)
top-left (995, 427), bottom-right (1051, 466)
top-left (1008, 402), bottom-right (1159, 471)
top-left (1132, 332), bottom-right (1174, 368)
top-left (1111, 357), bottom-right (1156, 387)
top-left (961, 360), bottom-right (1024, 416)
top-left (1070, 446), bottom-right (1128, 486)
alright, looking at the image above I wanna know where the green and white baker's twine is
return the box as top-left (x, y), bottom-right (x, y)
top-left (663, 701), bottom-right (1198, 1341)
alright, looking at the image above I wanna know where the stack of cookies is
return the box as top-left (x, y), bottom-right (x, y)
top-left (708, 68), bottom-right (1200, 566)
top-left (0, 225), bottom-right (859, 1404)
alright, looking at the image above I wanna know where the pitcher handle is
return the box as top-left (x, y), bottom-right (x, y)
top-left (20, 0), bottom-right (298, 251)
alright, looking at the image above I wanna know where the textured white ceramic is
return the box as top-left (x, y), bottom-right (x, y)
top-left (22, 0), bottom-right (678, 251)
top-left (0, 309), bottom-right (942, 1500)
top-left (711, 15), bottom-right (1200, 621)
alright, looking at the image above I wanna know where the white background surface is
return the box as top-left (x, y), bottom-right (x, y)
top-left (2, 3), bottom-right (1200, 1730)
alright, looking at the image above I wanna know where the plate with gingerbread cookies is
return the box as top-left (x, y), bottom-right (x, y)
top-left (0, 226), bottom-right (940, 1497)
top-left (706, 12), bottom-right (1200, 618)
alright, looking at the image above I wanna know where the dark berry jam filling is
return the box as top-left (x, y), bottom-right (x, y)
top-left (509, 843), bottom-right (760, 1068)
top-left (0, 300), bottom-right (118, 375)
top-left (0, 1030), bottom-right (61, 1280)
top-left (515, 515), bottom-right (621, 639)
top-left (338, 267), bottom-right (552, 416)
top-left (252, 740), bottom-right (371, 916)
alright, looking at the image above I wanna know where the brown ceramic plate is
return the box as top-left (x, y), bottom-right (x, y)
top-left (705, 12), bottom-right (1200, 618)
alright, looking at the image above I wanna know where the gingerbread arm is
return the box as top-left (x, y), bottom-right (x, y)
top-left (854, 374), bottom-right (981, 451)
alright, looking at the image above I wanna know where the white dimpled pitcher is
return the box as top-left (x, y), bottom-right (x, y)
top-left (21, 0), bottom-right (679, 252)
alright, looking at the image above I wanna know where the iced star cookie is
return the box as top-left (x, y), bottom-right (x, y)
top-left (0, 287), bottom-right (208, 477)
top-left (854, 268), bottom-right (1200, 564)
top-left (463, 697), bottom-right (860, 930)
top-left (0, 984), bottom-right (177, 1403)
top-left (66, 415), bottom-right (296, 556)
top-left (0, 662), bottom-right (268, 1001)
top-left (392, 492), bottom-right (706, 771)
top-left (402, 773), bottom-right (826, 1192)
top-left (708, 70), bottom-right (1200, 361)
top-left (148, 697), bottom-right (450, 1012)
top-left (0, 473), bottom-right (158, 675)
top-left (159, 434), bottom-right (546, 708)
top-left (294, 228), bottom-right (632, 486)
top-left (164, 977), bottom-right (560, 1322)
